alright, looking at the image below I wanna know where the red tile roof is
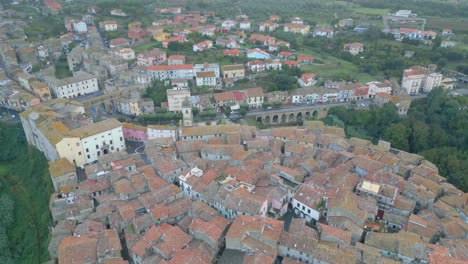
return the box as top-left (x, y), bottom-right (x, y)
top-left (284, 61), bottom-right (299, 67)
top-left (297, 56), bottom-right (314, 61)
top-left (148, 64), bottom-right (193, 71)
top-left (223, 49), bottom-right (240, 56)
top-left (213, 91), bottom-right (236, 102)
top-left (168, 55), bottom-right (185, 60)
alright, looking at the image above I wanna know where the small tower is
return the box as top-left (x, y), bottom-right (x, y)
top-left (181, 97), bottom-right (193, 127)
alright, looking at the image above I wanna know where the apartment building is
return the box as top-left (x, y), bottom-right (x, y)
top-left (401, 66), bottom-right (443, 95)
top-left (43, 71), bottom-right (98, 99)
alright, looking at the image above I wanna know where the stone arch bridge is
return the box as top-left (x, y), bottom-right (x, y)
top-left (246, 104), bottom-right (341, 124)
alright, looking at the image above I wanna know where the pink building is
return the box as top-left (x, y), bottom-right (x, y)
top-left (122, 122), bottom-right (148, 142)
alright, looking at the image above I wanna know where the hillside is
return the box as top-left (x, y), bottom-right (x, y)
top-left (0, 123), bottom-right (53, 263)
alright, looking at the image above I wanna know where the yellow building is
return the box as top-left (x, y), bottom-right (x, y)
top-left (154, 32), bottom-right (171, 41)
top-left (30, 80), bottom-right (51, 101)
top-left (221, 64), bottom-right (246, 79)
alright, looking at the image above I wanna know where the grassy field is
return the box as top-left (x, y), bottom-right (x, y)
top-left (0, 163), bottom-right (8, 176)
top-left (426, 17), bottom-right (468, 31)
top-left (133, 41), bottom-right (161, 53)
top-left (352, 7), bottom-right (390, 15)
top-left (297, 47), bottom-right (378, 83)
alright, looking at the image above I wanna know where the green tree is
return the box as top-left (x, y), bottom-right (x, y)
top-left (383, 123), bottom-right (410, 151)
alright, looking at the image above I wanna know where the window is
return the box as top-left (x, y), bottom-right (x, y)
top-left (76, 143), bottom-right (80, 147)
top-left (110, 140), bottom-right (113, 144)
top-left (120, 137), bottom-right (123, 141)
top-left (78, 152), bottom-right (82, 156)
top-left (87, 155), bottom-right (90, 159)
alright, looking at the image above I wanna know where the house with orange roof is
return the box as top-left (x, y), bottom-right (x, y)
top-left (225, 215), bottom-right (283, 256)
top-left (188, 216), bottom-right (230, 250)
top-left (298, 73), bottom-right (317, 87)
top-left (249, 34), bottom-right (276, 46)
top-left (193, 40), bottom-right (213, 52)
top-left (223, 49), bottom-right (240, 56)
top-left (244, 87), bottom-right (265, 108)
top-left (278, 218), bottom-right (318, 262)
top-left (326, 190), bottom-right (367, 242)
top-left (44, 0), bottom-right (61, 14)
top-left (292, 183), bottom-right (325, 223)
top-left (283, 60), bottom-right (300, 68)
top-left (137, 48), bottom-right (167, 67)
top-left (401, 65), bottom-right (442, 95)
top-left (284, 23), bottom-right (310, 35)
top-left (128, 28), bottom-right (146, 41)
top-left (313, 27), bottom-right (334, 38)
top-left (58, 236), bottom-right (98, 264)
top-left (343, 42), bottom-right (364, 55)
top-left (259, 21), bottom-right (279, 32)
top-left (162, 36), bottom-right (187, 48)
top-left (100, 20), bottom-right (118, 31)
top-left (213, 91), bottom-right (236, 106)
top-left (297, 55), bottom-right (314, 64)
top-left (109, 37), bottom-right (130, 48)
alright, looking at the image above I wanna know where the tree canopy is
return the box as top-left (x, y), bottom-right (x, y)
top-left (326, 89), bottom-right (468, 191)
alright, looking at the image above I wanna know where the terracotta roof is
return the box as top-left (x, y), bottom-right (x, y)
top-left (297, 56), bottom-right (313, 61)
top-left (123, 122), bottom-right (147, 131)
top-left (244, 87), bottom-right (264, 97)
top-left (168, 55), bottom-right (185, 60)
top-left (49, 158), bottom-right (76, 177)
top-left (148, 64), bottom-right (193, 71)
top-left (318, 223), bottom-right (352, 245)
top-left (196, 71), bottom-right (216, 78)
top-left (58, 236), bottom-right (98, 264)
top-left (181, 124), bottom-right (241, 137)
top-left (223, 49), bottom-right (240, 56)
top-left (221, 64), bottom-right (245, 71)
top-left (66, 118), bottom-right (121, 138)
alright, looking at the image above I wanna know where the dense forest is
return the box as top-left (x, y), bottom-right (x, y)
top-left (0, 123), bottom-right (53, 263)
top-left (324, 89), bottom-right (468, 192)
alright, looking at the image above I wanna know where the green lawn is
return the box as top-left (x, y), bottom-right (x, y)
top-left (353, 7), bottom-right (391, 15)
top-left (133, 41), bottom-right (161, 53)
top-left (297, 47), bottom-right (378, 83)
top-left (0, 163), bottom-right (9, 177)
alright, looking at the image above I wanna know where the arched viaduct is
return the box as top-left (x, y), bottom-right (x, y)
top-left (246, 104), bottom-right (335, 124)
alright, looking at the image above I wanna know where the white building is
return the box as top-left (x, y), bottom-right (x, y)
top-left (64, 119), bottom-right (125, 166)
top-left (147, 125), bottom-right (177, 141)
top-left (147, 64), bottom-right (194, 81)
top-left (291, 184), bottom-right (323, 223)
top-left (112, 48), bottom-right (135, 60)
top-left (20, 100), bottom-right (125, 167)
top-left (394, 10), bottom-right (417, 17)
top-left (239, 21), bottom-right (251, 30)
top-left (343, 42), bottom-right (364, 55)
top-left (167, 87), bottom-right (190, 112)
top-left (103, 20), bottom-right (118, 31)
top-left (195, 71), bottom-right (217, 86)
top-left (193, 63), bottom-right (220, 78)
top-left (401, 66), bottom-right (443, 95)
top-left (73, 21), bottom-right (88, 33)
top-left (44, 71), bottom-right (99, 99)
top-left (367, 81), bottom-right (392, 97)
